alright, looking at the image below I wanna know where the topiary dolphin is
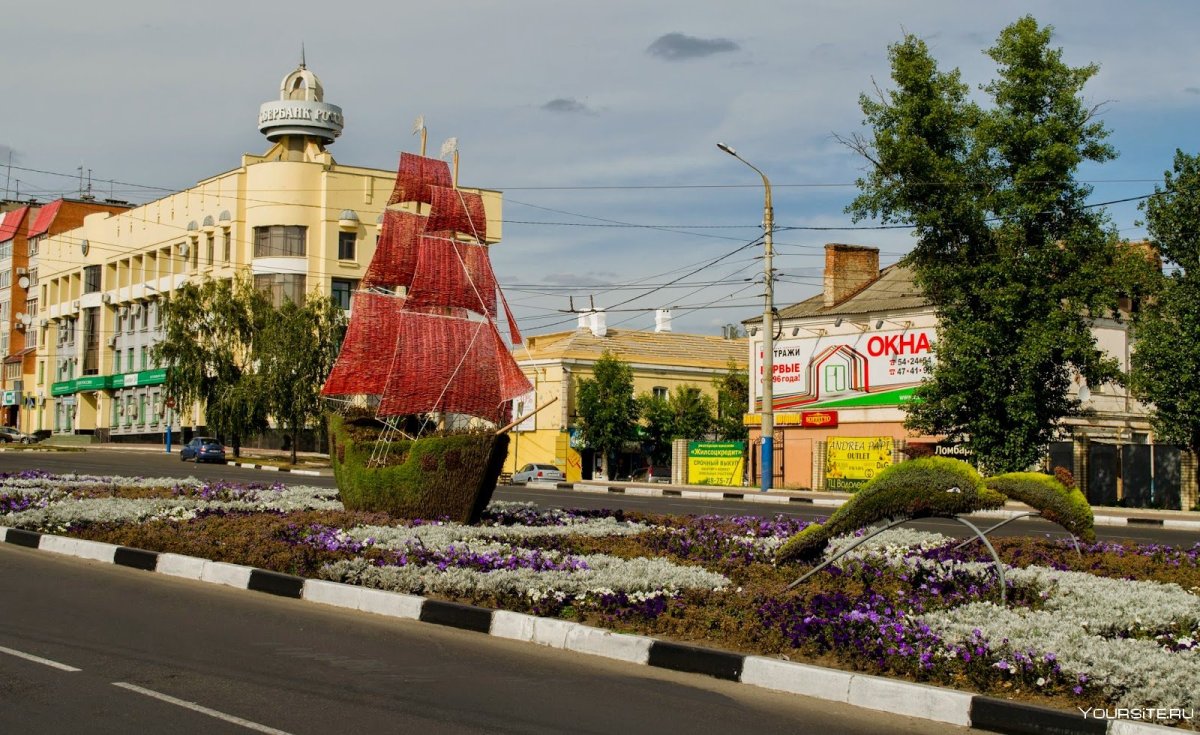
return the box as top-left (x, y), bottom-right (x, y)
top-left (985, 472), bottom-right (1096, 543)
top-left (776, 456), bottom-right (1006, 564)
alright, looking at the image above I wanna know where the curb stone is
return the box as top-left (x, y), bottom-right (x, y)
top-left (555, 484), bottom-right (1200, 531)
top-left (0, 525), bottom-right (1179, 735)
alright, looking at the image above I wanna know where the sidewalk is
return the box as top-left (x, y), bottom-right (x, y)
top-left (29, 444), bottom-right (1200, 529)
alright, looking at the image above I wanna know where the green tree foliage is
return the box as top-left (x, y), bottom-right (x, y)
top-left (844, 16), bottom-right (1142, 473)
top-left (258, 294), bottom-right (346, 465)
top-left (1130, 150), bottom-right (1200, 463)
top-left (154, 275), bottom-right (270, 457)
top-left (713, 360), bottom-right (749, 442)
top-left (576, 351), bottom-right (638, 477)
top-left (637, 385), bottom-right (716, 462)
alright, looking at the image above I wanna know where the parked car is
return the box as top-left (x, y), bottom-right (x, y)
top-left (180, 437), bottom-right (227, 464)
top-left (631, 465), bottom-right (672, 483)
top-left (512, 463), bottom-right (565, 483)
top-left (0, 426), bottom-right (37, 444)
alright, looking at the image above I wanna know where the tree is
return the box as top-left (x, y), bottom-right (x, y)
top-left (637, 385), bottom-right (716, 462)
top-left (575, 351), bottom-right (638, 478)
top-left (843, 16), bottom-right (1140, 474)
top-left (154, 275), bottom-right (270, 457)
top-left (258, 294), bottom-right (346, 465)
top-left (713, 360), bottom-right (749, 442)
top-left (1130, 150), bottom-right (1200, 481)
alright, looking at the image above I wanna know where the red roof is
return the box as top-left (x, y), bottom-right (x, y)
top-left (26, 200), bottom-right (63, 239)
top-left (0, 206), bottom-right (29, 242)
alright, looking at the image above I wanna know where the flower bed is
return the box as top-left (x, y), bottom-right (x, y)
top-left (3, 471), bottom-right (1198, 726)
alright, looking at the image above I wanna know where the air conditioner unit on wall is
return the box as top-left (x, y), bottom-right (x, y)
top-left (107, 336), bottom-right (118, 348)
top-left (118, 306), bottom-right (128, 317)
top-left (72, 300), bottom-right (80, 311)
top-left (16, 267), bottom-right (27, 276)
top-left (101, 293), bottom-right (112, 303)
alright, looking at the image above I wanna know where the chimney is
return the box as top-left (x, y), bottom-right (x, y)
top-left (824, 244), bottom-right (880, 307)
top-left (654, 308), bottom-right (672, 333)
top-left (589, 310), bottom-right (607, 337)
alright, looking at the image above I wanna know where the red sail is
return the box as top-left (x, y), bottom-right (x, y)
top-left (388, 152), bottom-right (453, 206)
top-left (378, 312), bottom-right (532, 422)
top-left (405, 234), bottom-right (498, 317)
top-left (361, 210), bottom-right (424, 290)
top-left (426, 186), bottom-right (488, 241)
top-left (321, 292), bottom-right (405, 396)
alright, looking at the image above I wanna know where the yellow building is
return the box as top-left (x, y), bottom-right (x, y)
top-left (508, 310), bottom-right (747, 482)
top-left (28, 61), bottom-right (500, 442)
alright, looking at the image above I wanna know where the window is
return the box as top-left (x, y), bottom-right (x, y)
top-left (83, 265), bottom-right (101, 293)
top-left (254, 273), bottom-right (306, 307)
top-left (0, 241), bottom-right (11, 260)
top-left (331, 278), bottom-right (358, 310)
top-left (337, 231), bottom-right (357, 261)
top-left (253, 225), bottom-right (306, 257)
top-left (126, 349), bottom-right (135, 373)
top-left (140, 346), bottom-right (147, 370)
top-left (652, 386), bottom-right (668, 400)
top-left (223, 230), bottom-right (231, 263)
top-left (83, 307), bottom-right (99, 375)
top-left (206, 234), bottom-right (215, 266)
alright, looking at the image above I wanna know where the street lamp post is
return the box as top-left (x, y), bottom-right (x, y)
top-left (717, 142), bottom-right (774, 492)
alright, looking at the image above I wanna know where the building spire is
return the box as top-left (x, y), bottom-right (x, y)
top-left (300, 42), bottom-right (306, 69)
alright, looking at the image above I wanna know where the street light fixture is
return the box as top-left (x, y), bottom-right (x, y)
top-left (717, 142), bottom-right (775, 492)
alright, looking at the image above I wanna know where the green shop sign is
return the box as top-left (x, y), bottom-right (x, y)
top-left (50, 368), bottom-right (167, 396)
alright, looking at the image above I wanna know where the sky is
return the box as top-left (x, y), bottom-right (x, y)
top-left (3, 1), bottom-right (1200, 338)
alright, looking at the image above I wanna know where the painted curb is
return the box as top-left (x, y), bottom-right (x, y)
top-left (0, 525), bottom-right (1181, 735)
top-left (555, 484), bottom-right (1200, 530)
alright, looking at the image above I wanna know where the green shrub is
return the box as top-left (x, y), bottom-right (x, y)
top-left (776, 457), bottom-right (1005, 564)
top-left (986, 472), bottom-right (1095, 543)
top-left (328, 412), bottom-right (509, 524)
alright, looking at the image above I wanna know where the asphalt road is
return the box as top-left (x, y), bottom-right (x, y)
top-left (0, 544), bottom-right (974, 734)
top-left (1, 447), bottom-right (1197, 547)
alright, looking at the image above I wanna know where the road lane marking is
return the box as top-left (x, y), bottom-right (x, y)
top-left (0, 644), bottom-right (81, 672)
top-left (112, 682), bottom-right (294, 734)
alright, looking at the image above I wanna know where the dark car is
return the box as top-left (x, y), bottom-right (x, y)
top-left (180, 437), bottom-right (227, 464)
top-left (630, 465), bottom-right (672, 483)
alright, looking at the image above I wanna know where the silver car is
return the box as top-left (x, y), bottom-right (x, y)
top-left (512, 463), bottom-right (565, 483)
top-left (0, 426), bottom-right (37, 444)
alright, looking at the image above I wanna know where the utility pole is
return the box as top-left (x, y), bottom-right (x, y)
top-left (717, 142), bottom-right (775, 491)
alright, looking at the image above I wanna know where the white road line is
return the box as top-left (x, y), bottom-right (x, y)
top-left (112, 682), bottom-right (294, 734)
top-left (0, 644), bottom-right (82, 672)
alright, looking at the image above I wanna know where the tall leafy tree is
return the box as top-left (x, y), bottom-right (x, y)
top-left (637, 385), bottom-right (717, 462)
top-left (713, 360), bottom-right (749, 442)
top-left (575, 350), bottom-right (638, 478)
top-left (258, 294), bottom-right (346, 465)
top-left (843, 16), bottom-right (1138, 473)
top-left (154, 275), bottom-right (270, 457)
top-left (1130, 150), bottom-right (1200, 477)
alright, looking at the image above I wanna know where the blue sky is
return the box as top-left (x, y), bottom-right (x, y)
top-left (3, 1), bottom-right (1198, 336)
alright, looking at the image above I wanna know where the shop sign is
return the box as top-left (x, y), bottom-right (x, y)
top-left (826, 436), bottom-right (894, 491)
top-left (751, 326), bottom-right (937, 410)
top-left (687, 441), bottom-right (745, 486)
top-left (801, 410), bottom-right (838, 428)
top-left (905, 440), bottom-right (975, 464)
top-left (1, 390), bottom-right (15, 406)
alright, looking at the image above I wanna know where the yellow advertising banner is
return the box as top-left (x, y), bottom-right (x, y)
top-left (687, 441), bottom-right (745, 486)
top-left (825, 436), bottom-right (893, 491)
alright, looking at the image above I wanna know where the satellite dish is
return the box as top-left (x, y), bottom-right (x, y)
top-left (17, 276), bottom-right (29, 289)
top-left (20, 313), bottom-right (32, 326)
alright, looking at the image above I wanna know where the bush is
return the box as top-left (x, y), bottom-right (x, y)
top-left (776, 457), bottom-right (1005, 563)
top-left (328, 412), bottom-right (509, 524)
top-left (986, 472), bottom-right (1095, 543)
top-left (1052, 465), bottom-right (1076, 489)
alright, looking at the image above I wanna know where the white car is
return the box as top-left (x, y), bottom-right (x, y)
top-left (512, 463), bottom-right (565, 483)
